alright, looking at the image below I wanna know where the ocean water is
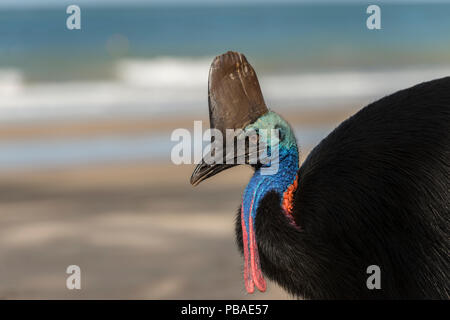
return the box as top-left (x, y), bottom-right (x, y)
top-left (0, 125), bottom-right (331, 169)
top-left (0, 3), bottom-right (450, 122)
top-left (0, 3), bottom-right (449, 168)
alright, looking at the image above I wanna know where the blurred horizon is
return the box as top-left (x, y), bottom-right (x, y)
top-left (2, 0), bottom-right (447, 9)
top-left (1, 2), bottom-right (450, 169)
top-left (2, 3), bottom-right (450, 124)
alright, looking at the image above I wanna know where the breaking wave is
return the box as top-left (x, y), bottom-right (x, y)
top-left (1, 57), bottom-right (450, 122)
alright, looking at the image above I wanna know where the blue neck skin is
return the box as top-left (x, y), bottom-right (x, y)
top-left (242, 146), bottom-right (299, 232)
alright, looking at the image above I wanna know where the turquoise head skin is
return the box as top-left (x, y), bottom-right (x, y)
top-left (240, 111), bottom-right (300, 293)
top-left (244, 111), bottom-right (299, 152)
top-left (241, 111), bottom-right (299, 213)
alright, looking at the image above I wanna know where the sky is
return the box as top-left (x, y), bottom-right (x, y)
top-left (0, 0), bottom-right (447, 9)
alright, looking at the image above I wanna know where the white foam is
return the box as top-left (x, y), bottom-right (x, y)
top-left (0, 68), bottom-right (24, 96)
top-left (261, 67), bottom-right (450, 107)
top-left (116, 57), bottom-right (211, 88)
top-left (1, 58), bottom-right (449, 122)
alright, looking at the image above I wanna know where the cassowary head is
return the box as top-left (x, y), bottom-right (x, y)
top-left (190, 51), bottom-right (298, 186)
top-left (190, 52), bottom-right (301, 294)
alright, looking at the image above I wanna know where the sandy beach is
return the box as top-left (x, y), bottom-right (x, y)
top-left (0, 162), bottom-right (291, 299)
top-left (0, 105), bottom-right (358, 299)
top-left (0, 107), bottom-right (357, 140)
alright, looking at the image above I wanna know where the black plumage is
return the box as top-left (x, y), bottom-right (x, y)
top-left (236, 77), bottom-right (450, 299)
top-left (191, 51), bottom-right (450, 299)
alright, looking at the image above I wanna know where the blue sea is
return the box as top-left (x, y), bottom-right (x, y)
top-left (0, 3), bottom-right (450, 122)
top-left (0, 3), bottom-right (450, 169)
top-left (2, 3), bottom-right (450, 77)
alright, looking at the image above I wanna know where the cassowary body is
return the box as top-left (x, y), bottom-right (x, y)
top-left (191, 51), bottom-right (450, 299)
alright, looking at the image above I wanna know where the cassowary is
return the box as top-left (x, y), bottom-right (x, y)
top-left (190, 51), bottom-right (449, 299)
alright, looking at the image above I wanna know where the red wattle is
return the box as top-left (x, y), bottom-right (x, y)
top-left (241, 209), bottom-right (254, 293)
top-left (241, 198), bottom-right (266, 294)
top-left (249, 214), bottom-right (267, 292)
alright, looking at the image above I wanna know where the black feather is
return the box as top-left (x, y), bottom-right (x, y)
top-left (236, 77), bottom-right (450, 299)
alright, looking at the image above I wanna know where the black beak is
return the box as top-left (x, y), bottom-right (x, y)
top-left (190, 51), bottom-right (268, 186)
top-left (190, 131), bottom-right (268, 186)
top-left (190, 161), bottom-right (236, 186)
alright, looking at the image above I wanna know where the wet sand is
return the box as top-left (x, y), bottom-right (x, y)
top-left (0, 163), bottom-right (293, 299)
top-left (0, 106), bottom-right (357, 141)
top-left (0, 107), bottom-right (353, 299)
